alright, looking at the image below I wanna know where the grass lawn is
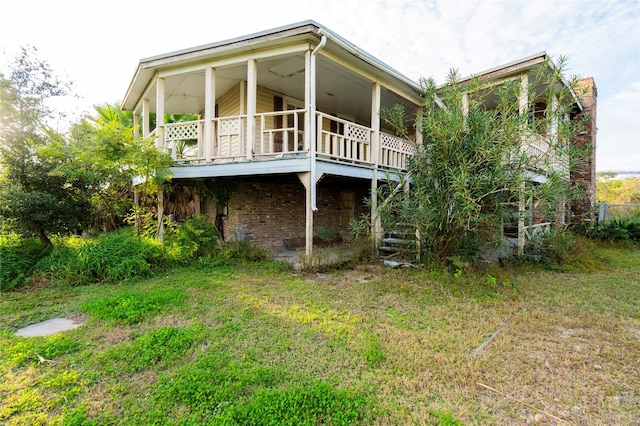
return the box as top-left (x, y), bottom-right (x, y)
top-left (1, 245), bottom-right (639, 425)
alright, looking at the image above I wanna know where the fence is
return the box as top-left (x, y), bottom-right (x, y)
top-left (598, 202), bottom-right (640, 222)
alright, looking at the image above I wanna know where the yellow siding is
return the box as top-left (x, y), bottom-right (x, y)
top-left (218, 83), bottom-right (241, 118)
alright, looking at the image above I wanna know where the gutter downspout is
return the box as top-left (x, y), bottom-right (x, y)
top-left (310, 33), bottom-right (327, 211)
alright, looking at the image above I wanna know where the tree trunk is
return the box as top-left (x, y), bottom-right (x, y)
top-left (36, 227), bottom-right (53, 249)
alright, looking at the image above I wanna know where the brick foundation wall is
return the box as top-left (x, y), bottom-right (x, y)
top-left (221, 175), bottom-right (370, 250)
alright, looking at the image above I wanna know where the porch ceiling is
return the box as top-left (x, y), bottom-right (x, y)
top-left (141, 53), bottom-right (417, 125)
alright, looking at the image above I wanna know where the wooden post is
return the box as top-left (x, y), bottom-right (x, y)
top-left (156, 78), bottom-right (165, 150)
top-left (142, 99), bottom-right (150, 138)
top-left (371, 82), bottom-right (382, 249)
top-left (304, 49), bottom-right (311, 152)
top-left (246, 59), bottom-right (257, 160)
top-left (133, 113), bottom-right (140, 139)
top-left (204, 67), bottom-right (216, 163)
top-left (517, 73), bottom-right (529, 256)
top-left (133, 189), bottom-right (141, 235)
top-left (297, 172), bottom-right (314, 263)
top-left (157, 186), bottom-right (164, 242)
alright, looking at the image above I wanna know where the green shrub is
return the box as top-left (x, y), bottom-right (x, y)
top-left (164, 215), bottom-right (220, 263)
top-left (0, 233), bottom-right (49, 290)
top-left (508, 228), bottom-right (578, 268)
top-left (591, 218), bottom-right (640, 242)
top-left (36, 228), bottom-right (163, 285)
top-left (81, 288), bottom-right (185, 324)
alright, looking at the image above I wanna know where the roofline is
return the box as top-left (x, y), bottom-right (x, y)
top-left (458, 51), bottom-right (548, 84)
top-left (456, 51), bottom-right (583, 111)
top-left (122, 20), bottom-right (426, 110)
top-left (139, 20), bottom-right (322, 65)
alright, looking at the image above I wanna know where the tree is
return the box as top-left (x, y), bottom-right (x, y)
top-left (377, 58), bottom-right (590, 262)
top-left (0, 47), bottom-right (92, 247)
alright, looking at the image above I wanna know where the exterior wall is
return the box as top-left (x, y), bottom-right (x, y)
top-left (221, 176), bottom-right (369, 250)
top-left (218, 83), bottom-right (241, 117)
top-left (570, 77), bottom-right (597, 222)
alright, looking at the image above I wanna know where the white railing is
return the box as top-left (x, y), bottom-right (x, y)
top-left (213, 115), bottom-right (246, 158)
top-left (380, 132), bottom-right (415, 170)
top-left (524, 222), bottom-right (552, 239)
top-left (525, 135), bottom-right (569, 175)
top-left (164, 120), bottom-right (203, 161)
top-left (316, 112), bottom-right (372, 165)
top-left (256, 109), bottom-right (306, 156)
top-left (158, 111), bottom-right (414, 171)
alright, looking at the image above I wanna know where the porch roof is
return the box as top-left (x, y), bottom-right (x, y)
top-left (121, 20), bottom-right (424, 113)
top-left (454, 52), bottom-right (583, 111)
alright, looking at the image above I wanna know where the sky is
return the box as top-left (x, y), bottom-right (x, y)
top-left (1, 0), bottom-right (638, 172)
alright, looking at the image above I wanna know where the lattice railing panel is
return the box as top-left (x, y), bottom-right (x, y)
top-left (165, 121), bottom-right (200, 141)
top-left (218, 117), bottom-right (242, 135)
top-left (347, 124), bottom-right (370, 143)
top-left (381, 133), bottom-right (415, 154)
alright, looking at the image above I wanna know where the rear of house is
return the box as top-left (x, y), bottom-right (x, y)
top-left (121, 20), bottom-right (596, 260)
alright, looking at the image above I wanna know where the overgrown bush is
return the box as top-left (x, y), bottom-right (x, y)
top-left (0, 233), bottom-right (50, 290)
top-left (164, 215), bottom-right (221, 263)
top-left (589, 218), bottom-right (640, 242)
top-left (508, 228), bottom-right (578, 268)
top-left (219, 241), bottom-right (272, 262)
top-left (36, 228), bottom-right (163, 285)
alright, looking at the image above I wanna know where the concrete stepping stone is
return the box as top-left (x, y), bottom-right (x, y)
top-left (15, 317), bottom-right (83, 337)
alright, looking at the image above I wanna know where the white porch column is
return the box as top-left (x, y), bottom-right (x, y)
top-left (133, 113), bottom-right (140, 139)
top-left (156, 78), bottom-right (166, 242)
top-left (156, 78), bottom-right (165, 150)
top-left (204, 67), bottom-right (216, 163)
top-left (371, 82), bottom-right (383, 248)
top-left (304, 49), bottom-right (312, 151)
top-left (142, 99), bottom-right (150, 138)
top-left (246, 59), bottom-right (257, 160)
top-left (517, 72), bottom-right (529, 255)
top-left (298, 172), bottom-right (314, 262)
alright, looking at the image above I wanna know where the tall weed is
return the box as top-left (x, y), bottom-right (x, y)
top-left (0, 234), bottom-right (49, 290)
top-left (36, 228), bottom-right (163, 285)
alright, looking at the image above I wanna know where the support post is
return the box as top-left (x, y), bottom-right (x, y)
top-left (297, 172), bottom-right (314, 263)
top-left (156, 78), bottom-right (165, 150)
top-left (246, 59), bottom-right (257, 160)
top-left (142, 99), bottom-right (150, 138)
top-left (157, 187), bottom-right (164, 242)
top-left (370, 82), bottom-right (383, 248)
top-left (133, 189), bottom-right (141, 235)
top-left (304, 49), bottom-right (311, 151)
top-left (133, 113), bottom-right (140, 139)
top-left (204, 67), bottom-right (216, 162)
top-left (517, 73), bottom-right (529, 256)
top-left (517, 181), bottom-right (526, 256)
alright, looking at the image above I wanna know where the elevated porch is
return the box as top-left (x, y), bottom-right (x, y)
top-left (154, 109), bottom-right (415, 174)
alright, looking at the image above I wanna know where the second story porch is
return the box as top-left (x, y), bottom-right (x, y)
top-left (154, 110), bottom-right (415, 171)
top-left (122, 21), bottom-right (422, 180)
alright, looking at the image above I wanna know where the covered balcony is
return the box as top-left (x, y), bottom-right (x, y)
top-left (152, 110), bottom-right (415, 171)
top-left (123, 21), bottom-right (423, 181)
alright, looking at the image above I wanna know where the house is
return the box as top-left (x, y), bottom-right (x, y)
top-left (453, 53), bottom-right (597, 251)
top-left (121, 20), bottom-right (596, 261)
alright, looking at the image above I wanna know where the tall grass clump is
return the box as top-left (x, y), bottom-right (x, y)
top-left (0, 233), bottom-right (50, 290)
top-left (36, 228), bottom-right (163, 285)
